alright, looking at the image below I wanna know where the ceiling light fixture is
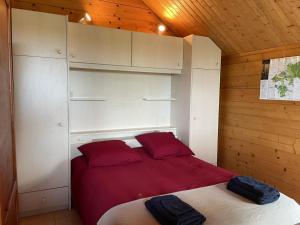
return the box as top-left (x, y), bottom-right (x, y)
top-left (158, 24), bottom-right (166, 33)
top-left (79, 12), bottom-right (92, 24)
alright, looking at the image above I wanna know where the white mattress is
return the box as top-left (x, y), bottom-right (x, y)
top-left (98, 183), bottom-right (300, 225)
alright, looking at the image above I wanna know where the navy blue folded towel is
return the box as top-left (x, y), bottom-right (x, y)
top-left (145, 195), bottom-right (206, 225)
top-left (227, 176), bottom-right (280, 205)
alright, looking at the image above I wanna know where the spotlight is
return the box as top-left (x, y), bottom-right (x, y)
top-left (158, 24), bottom-right (166, 32)
top-left (79, 13), bottom-right (92, 24)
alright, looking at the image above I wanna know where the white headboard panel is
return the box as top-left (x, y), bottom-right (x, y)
top-left (70, 126), bottom-right (176, 159)
top-left (69, 70), bottom-right (173, 132)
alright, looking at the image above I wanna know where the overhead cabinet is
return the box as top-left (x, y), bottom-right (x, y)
top-left (132, 32), bottom-right (183, 70)
top-left (191, 36), bottom-right (221, 70)
top-left (68, 24), bottom-right (183, 74)
top-left (12, 9), bottom-right (67, 58)
top-left (68, 22), bottom-right (132, 66)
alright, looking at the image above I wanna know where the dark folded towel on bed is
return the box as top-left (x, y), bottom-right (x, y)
top-left (227, 176), bottom-right (280, 205)
top-left (145, 195), bottom-right (206, 225)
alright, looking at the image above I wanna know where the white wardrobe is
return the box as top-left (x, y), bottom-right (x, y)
top-left (172, 35), bottom-right (221, 165)
top-left (12, 8), bottom-right (221, 216)
top-left (12, 9), bottom-right (69, 216)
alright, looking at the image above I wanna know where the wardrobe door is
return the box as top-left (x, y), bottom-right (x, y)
top-left (14, 56), bottom-right (68, 193)
top-left (189, 69), bottom-right (220, 165)
top-left (12, 9), bottom-right (66, 58)
top-left (132, 32), bottom-right (183, 70)
top-left (191, 36), bottom-right (221, 70)
top-left (68, 22), bottom-right (132, 66)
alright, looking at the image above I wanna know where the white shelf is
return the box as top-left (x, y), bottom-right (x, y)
top-left (70, 97), bottom-right (106, 101)
top-left (142, 97), bottom-right (176, 101)
top-left (69, 62), bottom-right (182, 75)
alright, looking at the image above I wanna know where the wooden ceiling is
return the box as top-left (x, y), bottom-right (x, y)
top-left (11, 0), bottom-right (175, 35)
top-left (142, 0), bottom-right (300, 55)
top-left (11, 0), bottom-right (300, 55)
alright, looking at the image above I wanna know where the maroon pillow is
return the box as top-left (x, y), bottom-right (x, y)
top-left (78, 140), bottom-right (142, 167)
top-left (135, 132), bottom-right (194, 159)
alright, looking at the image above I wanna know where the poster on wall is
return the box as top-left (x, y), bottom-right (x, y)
top-left (260, 56), bottom-right (300, 100)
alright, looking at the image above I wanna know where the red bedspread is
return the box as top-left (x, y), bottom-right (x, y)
top-left (71, 148), bottom-right (234, 225)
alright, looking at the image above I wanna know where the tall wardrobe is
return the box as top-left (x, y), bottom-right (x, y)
top-left (172, 35), bottom-right (221, 165)
top-left (12, 9), bottom-right (69, 216)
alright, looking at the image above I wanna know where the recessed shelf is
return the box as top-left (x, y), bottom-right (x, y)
top-left (142, 97), bottom-right (177, 101)
top-left (70, 97), bottom-right (107, 101)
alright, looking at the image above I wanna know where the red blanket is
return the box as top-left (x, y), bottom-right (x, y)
top-left (71, 148), bottom-right (234, 225)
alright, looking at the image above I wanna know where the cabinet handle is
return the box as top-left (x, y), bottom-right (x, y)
top-left (57, 122), bottom-right (64, 127)
top-left (70, 54), bottom-right (75, 58)
top-left (57, 49), bottom-right (63, 55)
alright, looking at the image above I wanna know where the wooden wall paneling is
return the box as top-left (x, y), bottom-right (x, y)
top-left (222, 43), bottom-right (300, 65)
top-left (219, 44), bottom-right (300, 203)
top-left (0, 0), bottom-right (18, 224)
top-left (4, 182), bottom-right (17, 225)
top-left (11, 0), bottom-right (175, 36)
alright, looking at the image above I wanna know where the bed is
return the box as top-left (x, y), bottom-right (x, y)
top-left (72, 147), bottom-right (234, 225)
top-left (98, 183), bottom-right (300, 225)
top-left (71, 132), bottom-right (300, 225)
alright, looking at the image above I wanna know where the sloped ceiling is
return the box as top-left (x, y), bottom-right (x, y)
top-left (12, 0), bottom-right (300, 55)
top-left (142, 0), bottom-right (300, 55)
top-left (11, 0), bottom-right (175, 35)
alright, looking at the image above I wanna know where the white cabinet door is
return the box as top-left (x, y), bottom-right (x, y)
top-left (192, 36), bottom-right (221, 70)
top-left (132, 32), bottom-right (183, 70)
top-left (189, 69), bottom-right (220, 164)
top-left (14, 56), bottom-right (68, 193)
top-left (68, 22), bottom-right (132, 66)
top-left (12, 9), bottom-right (66, 58)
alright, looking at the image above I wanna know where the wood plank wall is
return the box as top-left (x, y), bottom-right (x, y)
top-left (0, 0), bottom-right (18, 224)
top-left (219, 43), bottom-right (300, 202)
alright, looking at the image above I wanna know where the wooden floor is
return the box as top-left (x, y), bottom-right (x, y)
top-left (20, 210), bottom-right (82, 225)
